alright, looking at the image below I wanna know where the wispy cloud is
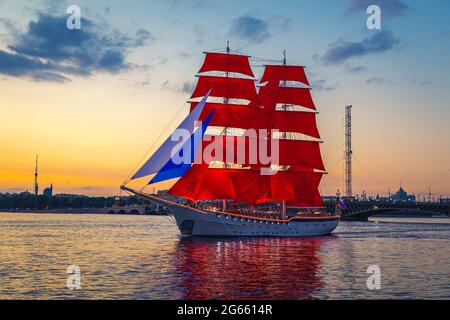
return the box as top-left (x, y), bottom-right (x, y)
top-left (312, 79), bottom-right (336, 91)
top-left (321, 30), bottom-right (400, 65)
top-left (345, 63), bottom-right (368, 73)
top-left (229, 15), bottom-right (270, 44)
top-left (160, 80), bottom-right (194, 93)
top-left (0, 13), bottom-right (153, 82)
top-left (366, 75), bottom-right (394, 85)
top-left (409, 77), bottom-right (432, 87)
top-left (227, 14), bottom-right (291, 45)
top-left (347, 0), bottom-right (410, 19)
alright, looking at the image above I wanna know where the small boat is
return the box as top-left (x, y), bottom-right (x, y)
top-left (121, 44), bottom-right (339, 237)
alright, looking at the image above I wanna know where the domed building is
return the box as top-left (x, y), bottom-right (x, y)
top-left (43, 184), bottom-right (53, 197)
top-left (392, 185), bottom-right (416, 202)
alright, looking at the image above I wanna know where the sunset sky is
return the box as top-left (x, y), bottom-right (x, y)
top-left (1, 0), bottom-right (449, 197)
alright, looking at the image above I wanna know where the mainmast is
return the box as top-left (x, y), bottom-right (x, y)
top-left (281, 50), bottom-right (287, 220)
top-left (223, 41), bottom-right (230, 212)
top-left (257, 51), bottom-right (325, 212)
top-left (34, 155), bottom-right (39, 196)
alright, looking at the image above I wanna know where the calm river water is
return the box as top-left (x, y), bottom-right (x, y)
top-left (0, 212), bottom-right (449, 299)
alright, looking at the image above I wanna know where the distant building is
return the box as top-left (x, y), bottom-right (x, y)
top-left (392, 186), bottom-right (416, 202)
top-left (43, 184), bottom-right (53, 197)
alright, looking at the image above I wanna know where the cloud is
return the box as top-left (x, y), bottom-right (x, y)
top-left (160, 80), bottom-right (195, 93)
top-left (347, 0), bottom-right (410, 19)
top-left (366, 76), bottom-right (394, 85)
top-left (312, 79), bottom-right (336, 91)
top-left (0, 13), bottom-right (153, 82)
top-left (320, 30), bottom-right (400, 65)
top-left (409, 77), bottom-right (432, 87)
top-left (228, 15), bottom-right (270, 44)
top-left (181, 81), bottom-right (195, 93)
top-left (345, 63), bottom-right (368, 73)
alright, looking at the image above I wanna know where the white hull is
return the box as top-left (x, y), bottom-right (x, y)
top-left (122, 187), bottom-right (339, 237)
top-left (172, 206), bottom-right (339, 237)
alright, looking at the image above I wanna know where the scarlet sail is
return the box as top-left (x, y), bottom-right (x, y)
top-left (191, 76), bottom-right (258, 102)
top-left (190, 102), bottom-right (261, 130)
top-left (258, 84), bottom-right (316, 111)
top-left (198, 136), bottom-right (324, 171)
top-left (169, 164), bottom-right (323, 206)
top-left (168, 50), bottom-right (326, 208)
top-left (199, 52), bottom-right (254, 77)
top-left (260, 65), bottom-right (309, 86)
top-left (192, 102), bottom-right (320, 138)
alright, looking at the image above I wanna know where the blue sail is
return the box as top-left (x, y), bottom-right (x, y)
top-left (131, 91), bottom-right (211, 180)
top-left (148, 110), bottom-right (214, 185)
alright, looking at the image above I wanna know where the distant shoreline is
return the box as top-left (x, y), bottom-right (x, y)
top-left (369, 216), bottom-right (450, 225)
top-left (0, 209), bottom-right (167, 216)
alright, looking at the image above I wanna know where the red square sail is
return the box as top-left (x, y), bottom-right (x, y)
top-left (191, 102), bottom-right (320, 138)
top-left (199, 135), bottom-right (324, 171)
top-left (271, 111), bottom-right (320, 138)
top-left (256, 171), bottom-right (323, 206)
top-left (169, 165), bottom-right (323, 206)
top-left (260, 65), bottom-right (309, 86)
top-left (279, 140), bottom-right (325, 171)
top-left (259, 84), bottom-right (316, 111)
top-left (190, 102), bottom-right (261, 130)
top-left (199, 52), bottom-right (254, 77)
top-left (191, 76), bottom-right (259, 102)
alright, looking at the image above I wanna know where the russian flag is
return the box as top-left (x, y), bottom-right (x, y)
top-left (337, 199), bottom-right (348, 210)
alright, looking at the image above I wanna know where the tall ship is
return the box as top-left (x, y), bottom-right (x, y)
top-left (122, 44), bottom-right (340, 237)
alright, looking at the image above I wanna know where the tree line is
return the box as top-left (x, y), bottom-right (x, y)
top-left (0, 193), bottom-right (140, 210)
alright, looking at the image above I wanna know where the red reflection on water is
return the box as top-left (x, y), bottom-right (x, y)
top-left (173, 237), bottom-right (324, 300)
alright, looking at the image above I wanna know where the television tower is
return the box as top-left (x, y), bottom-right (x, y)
top-left (34, 155), bottom-right (39, 196)
top-left (344, 106), bottom-right (352, 198)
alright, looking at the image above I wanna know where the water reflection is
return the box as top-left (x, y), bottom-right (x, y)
top-left (173, 237), bottom-right (325, 299)
top-left (1, 213), bottom-right (449, 299)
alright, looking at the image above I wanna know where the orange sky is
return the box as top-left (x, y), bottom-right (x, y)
top-left (1, 72), bottom-right (449, 198)
top-left (1, 1), bottom-right (449, 198)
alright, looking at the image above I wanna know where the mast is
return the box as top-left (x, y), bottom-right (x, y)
top-left (281, 50), bottom-right (287, 220)
top-left (223, 41), bottom-right (230, 212)
top-left (34, 155), bottom-right (39, 196)
top-left (256, 51), bottom-right (325, 210)
top-left (344, 105), bottom-right (352, 198)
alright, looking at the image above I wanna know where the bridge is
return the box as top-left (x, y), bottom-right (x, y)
top-left (324, 201), bottom-right (450, 221)
top-left (105, 205), bottom-right (147, 215)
